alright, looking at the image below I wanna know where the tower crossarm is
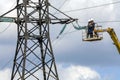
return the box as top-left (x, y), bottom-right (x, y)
top-left (0, 17), bottom-right (16, 22)
top-left (0, 17), bottom-right (77, 24)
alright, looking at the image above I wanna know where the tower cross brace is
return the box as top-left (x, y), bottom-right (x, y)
top-left (1, 0), bottom-right (76, 80)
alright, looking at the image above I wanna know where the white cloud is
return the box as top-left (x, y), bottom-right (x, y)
top-left (0, 68), bottom-right (11, 80)
top-left (0, 0), bottom-right (120, 80)
top-left (0, 65), bottom-right (101, 80)
top-left (58, 65), bottom-right (101, 80)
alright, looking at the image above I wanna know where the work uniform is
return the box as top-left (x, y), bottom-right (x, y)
top-left (87, 22), bottom-right (95, 38)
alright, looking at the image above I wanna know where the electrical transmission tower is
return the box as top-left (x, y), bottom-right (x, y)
top-left (0, 0), bottom-right (76, 80)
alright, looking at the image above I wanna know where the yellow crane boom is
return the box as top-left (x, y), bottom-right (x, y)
top-left (94, 27), bottom-right (120, 53)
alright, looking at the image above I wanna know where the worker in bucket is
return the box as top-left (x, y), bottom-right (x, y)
top-left (87, 18), bottom-right (98, 38)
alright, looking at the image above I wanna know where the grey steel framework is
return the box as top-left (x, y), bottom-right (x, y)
top-left (0, 0), bottom-right (76, 80)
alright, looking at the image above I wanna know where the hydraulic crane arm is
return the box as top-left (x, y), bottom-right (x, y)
top-left (94, 27), bottom-right (120, 53)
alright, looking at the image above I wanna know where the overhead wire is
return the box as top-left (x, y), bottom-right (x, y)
top-left (51, 0), bottom-right (72, 47)
top-left (97, 21), bottom-right (120, 23)
top-left (52, 19), bottom-right (120, 46)
top-left (59, 20), bottom-right (120, 37)
top-left (61, 1), bottom-right (120, 13)
top-left (9, 0), bottom-right (16, 9)
top-left (1, 0), bottom-right (120, 69)
top-left (53, 0), bottom-right (69, 15)
top-left (0, 23), bottom-right (11, 34)
top-left (0, 0), bottom-right (16, 33)
top-left (56, 21), bottom-right (120, 41)
top-left (52, 0), bottom-right (120, 23)
top-left (0, 0), bottom-right (61, 70)
top-left (52, 22), bottom-right (82, 49)
top-left (52, 1), bottom-right (120, 47)
top-left (0, 0), bottom-right (16, 69)
top-left (0, 57), bottom-right (13, 69)
top-left (0, 0), bottom-right (16, 17)
top-left (77, 20), bottom-right (120, 24)
top-left (0, 25), bottom-right (15, 70)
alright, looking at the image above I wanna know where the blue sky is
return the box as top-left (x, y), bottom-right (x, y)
top-left (0, 0), bottom-right (120, 80)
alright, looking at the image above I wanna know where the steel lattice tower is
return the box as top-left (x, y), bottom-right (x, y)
top-left (10, 0), bottom-right (76, 80)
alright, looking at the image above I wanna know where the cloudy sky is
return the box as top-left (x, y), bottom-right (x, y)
top-left (0, 0), bottom-right (120, 80)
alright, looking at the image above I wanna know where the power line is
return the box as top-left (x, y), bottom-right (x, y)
top-left (0, 58), bottom-right (13, 69)
top-left (53, 20), bottom-right (120, 40)
top-left (62, 1), bottom-right (120, 13)
top-left (53, 0), bottom-right (69, 15)
top-left (0, 0), bottom-right (69, 72)
top-left (9, 0), bottom-right (16, 9)
top-left (0, 0), bottom-right (16, 17)
top-left (78, 20), bottom-right (120, 23)
top-left (1, 21), bottom-right (119, 70)
top-left (0, 23), bottom-right (11, 34)
top-left (52, 24), bottom-right (74, 48)
top-left (97, 21), bottom-right (120, 23)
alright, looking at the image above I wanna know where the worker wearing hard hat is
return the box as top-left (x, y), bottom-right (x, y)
top-left (87, 18), bottom-right (96, 38)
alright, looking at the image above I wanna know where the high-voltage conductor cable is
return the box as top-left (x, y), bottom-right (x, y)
top-left (53, 0), bottom-right (70, 15)
top-left (62, 1), bottom-right (120, 13)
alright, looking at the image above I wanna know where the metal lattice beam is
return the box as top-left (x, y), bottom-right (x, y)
top-left (11, 0), bottom-right (59, 80)
top-left (0, 0), bottom-right (77, 80)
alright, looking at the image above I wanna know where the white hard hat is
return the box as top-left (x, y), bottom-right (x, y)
top-left (88, 18), bottom-right (94, 22)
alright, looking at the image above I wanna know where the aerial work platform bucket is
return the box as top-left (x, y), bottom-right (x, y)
top-left (83, 37), bottom-right (103, 41)
top-left (82, 25), bottom-right (103, 41)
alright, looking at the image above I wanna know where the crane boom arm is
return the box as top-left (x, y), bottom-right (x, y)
top-left (94, 27), bottom-right (120, 53)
